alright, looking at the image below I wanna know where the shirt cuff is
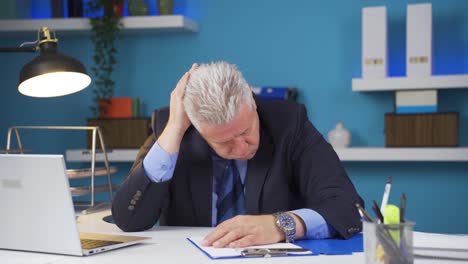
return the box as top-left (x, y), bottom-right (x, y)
top-left (290, 208), bottom-right (336, 239)
top-left (143, 142), bottom-right (178, 182)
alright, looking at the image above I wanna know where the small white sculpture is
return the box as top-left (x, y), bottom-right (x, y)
top-left (328, 122), bottom-right (351, 148)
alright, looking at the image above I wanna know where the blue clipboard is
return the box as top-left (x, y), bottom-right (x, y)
top-left (187, 238), bottom-right (315, 260)
top-left (188, 234), bottom-right (363, 260)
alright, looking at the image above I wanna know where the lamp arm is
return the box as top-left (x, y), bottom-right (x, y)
top-left (0, 28), bottom-right (57, 53)
top-left (0, 47), bottom-right (36, 53)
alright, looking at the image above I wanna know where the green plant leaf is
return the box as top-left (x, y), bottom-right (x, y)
top-left (88, 0), bottom-right (123, 118)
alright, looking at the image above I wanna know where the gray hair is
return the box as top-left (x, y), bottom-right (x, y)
top-left (184, 61), bottom-right (254, 129)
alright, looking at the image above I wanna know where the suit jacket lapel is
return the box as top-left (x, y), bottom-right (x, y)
top-left (184, 128), bottom-right (212, 226)
top-left (245, 121), bottom-right (273, 215)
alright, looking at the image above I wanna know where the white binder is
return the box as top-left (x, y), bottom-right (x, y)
top-left (406, 3), bottom-right (432, 77)
top-left (362, 6), bottom-right (387, 79)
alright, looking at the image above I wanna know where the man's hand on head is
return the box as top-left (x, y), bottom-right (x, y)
top-left (157, 63), bottom-right (198, 154)
top-left (167, 63), bottom-right (198, 133)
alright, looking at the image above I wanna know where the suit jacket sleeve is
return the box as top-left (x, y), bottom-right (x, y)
top-left (290, 105), bottom-right (363, 238)
top-left (112, 110), bottom-right (171, 232)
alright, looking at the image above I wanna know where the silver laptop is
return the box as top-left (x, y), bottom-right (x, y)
top-left (0, 154), bottom-right (149, 256)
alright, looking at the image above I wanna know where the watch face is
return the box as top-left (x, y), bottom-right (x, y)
top-left (278, 213), bottom-right (296, 231)
top-left (282, 214), bottom-right (296, 230)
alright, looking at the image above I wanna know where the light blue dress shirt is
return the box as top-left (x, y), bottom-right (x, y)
top-left (143, 142), bottom-right (336, 239)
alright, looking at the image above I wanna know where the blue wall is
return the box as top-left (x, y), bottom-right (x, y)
top-left (1, 0), bottom-right (467, 234)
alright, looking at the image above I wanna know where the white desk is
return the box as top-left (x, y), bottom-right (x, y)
top-left (0, 210), bottom-right (463, 264)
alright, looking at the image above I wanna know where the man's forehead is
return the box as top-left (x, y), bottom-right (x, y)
top-left (199, 107), bottom-right (256, 142)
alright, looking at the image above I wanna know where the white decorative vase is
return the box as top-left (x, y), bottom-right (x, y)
top-left (328, 122), bottom-right (351, 148)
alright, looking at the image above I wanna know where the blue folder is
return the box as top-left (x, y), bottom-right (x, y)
top-left (295, 233), bottom-right (363, 255)
top-left (252, 86), bottom-right (298, 101)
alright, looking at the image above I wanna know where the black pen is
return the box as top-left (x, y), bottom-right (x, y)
top-left (400, 193), bottom-right (406, 223)
top-left (372, 200), bottom-right (384, 223)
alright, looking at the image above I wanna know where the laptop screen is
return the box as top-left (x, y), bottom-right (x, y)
top-left (0, 154), bottom-right (83, 255)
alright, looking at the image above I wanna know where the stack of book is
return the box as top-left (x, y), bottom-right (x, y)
top-left (395, 90), bottom-right (437, 114)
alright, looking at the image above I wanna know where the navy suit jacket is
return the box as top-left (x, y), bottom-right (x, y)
top-left (112, 100), bottom-right (363, 238)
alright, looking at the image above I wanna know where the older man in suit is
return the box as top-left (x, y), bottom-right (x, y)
top-left (112, 61), bottom-right (363, 248)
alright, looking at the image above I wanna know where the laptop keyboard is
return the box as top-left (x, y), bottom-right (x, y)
top-left (80, 238), bottom-right (122, 249)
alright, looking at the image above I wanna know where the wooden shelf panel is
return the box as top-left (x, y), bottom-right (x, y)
top-left (335, 147), bottom-right (468, 161)
top-left (352, 74), bottom-right (468, 91)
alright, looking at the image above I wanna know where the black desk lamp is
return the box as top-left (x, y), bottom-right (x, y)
top-left (0, 27), bottom-right (91, 97)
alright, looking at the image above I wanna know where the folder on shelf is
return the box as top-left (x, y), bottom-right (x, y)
top-left (406, 3), bottom-right (432, 77)
top-left (100, 97), bottom-right (133, 118)
top-left (362, 6), bottom-right (388, 78)
top-left (252, 86), bottom-right (298, 101)
top-left (132, 97), bottom-right (140, 117)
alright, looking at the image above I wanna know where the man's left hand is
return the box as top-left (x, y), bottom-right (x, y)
top-left (201, 215), bottom-right (283, 248)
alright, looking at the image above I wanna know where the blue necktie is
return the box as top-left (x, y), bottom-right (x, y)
top-left (216, 160), bottom-right (246, 224)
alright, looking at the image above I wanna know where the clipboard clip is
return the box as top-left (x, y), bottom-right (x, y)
top-left (240, 247), bottom-right (309, 258)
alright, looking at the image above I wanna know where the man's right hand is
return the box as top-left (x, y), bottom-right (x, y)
top-left (157, 63), bottom-right (198, 154)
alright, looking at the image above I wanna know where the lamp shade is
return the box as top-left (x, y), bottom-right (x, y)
top-left (18, 42), bottom-right (91, 97)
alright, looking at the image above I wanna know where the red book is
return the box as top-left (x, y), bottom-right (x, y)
top-left (100, 97), bottom-right (133, 118)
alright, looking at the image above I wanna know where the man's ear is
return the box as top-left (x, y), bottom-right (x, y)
top-left (249, 85), bottom-right (257, 109)
top-left (251, 94), bottom-right (257, 110)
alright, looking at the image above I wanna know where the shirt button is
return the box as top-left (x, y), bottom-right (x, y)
top-left (128, 205), bottom-right (135, 210)
top-left (136, 190), bottom-right (142, 196)
top-left (130, 199), bottom-right (137, 205)
top-left (161, 165), bottom-right (167, 169)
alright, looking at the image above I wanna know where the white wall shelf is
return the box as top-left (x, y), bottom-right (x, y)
top-left (66, 149), bottom-right (139, 163)
top-left (352, 74), bottom-right (468, 91)
top-left (335, 147), bottom-right (468, 161)
top-left (0, 15), bottom-right (198, 34)
top-left (66, 147), bottom-right (468, 162)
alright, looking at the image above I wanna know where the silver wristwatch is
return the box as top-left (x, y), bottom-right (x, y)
top-left (273, 212), bottom-right (296, 243)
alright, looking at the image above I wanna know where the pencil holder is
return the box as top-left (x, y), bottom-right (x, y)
top-left (363, 221), bottom-right (414, 264)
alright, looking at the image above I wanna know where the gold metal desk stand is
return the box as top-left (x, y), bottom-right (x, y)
top-left (5, 126), bottom-right (114, 211)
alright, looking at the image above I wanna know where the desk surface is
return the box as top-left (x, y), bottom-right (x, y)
top-left (0, 210), bottom-right (463, 264)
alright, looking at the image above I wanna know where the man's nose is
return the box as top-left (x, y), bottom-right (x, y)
top-left (232, 137), bottom-right (248, 155)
